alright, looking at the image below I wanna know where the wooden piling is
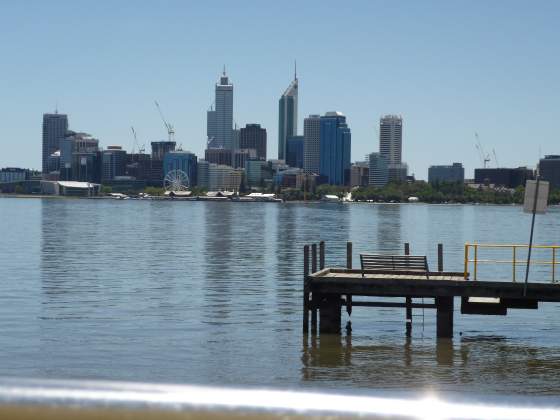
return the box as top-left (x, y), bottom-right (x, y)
top-left (319, 241), bottom-right (325, 270)
top-left (436, 296), bottom-right (454, 338)
top-left (404, 243), bottom-right (412, 337)
top-left (438, 243), bottom-right (444, 272)
top-left (346, 242), bottom-right (353, 269)
top-left (303, 245), bottom-right (310, 333)
top-left (311, 244), bottom-right (317, 273)
top-left (319, 294), bottom-right (342, 334)
top-left (346, 241), bottom-right (353, 315)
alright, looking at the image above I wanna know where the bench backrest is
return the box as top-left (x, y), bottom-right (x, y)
top-left (360, 254), bottom-right (429, 272)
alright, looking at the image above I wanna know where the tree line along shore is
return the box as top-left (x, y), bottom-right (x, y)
top-left (98, 181), bottom-right (560, 204)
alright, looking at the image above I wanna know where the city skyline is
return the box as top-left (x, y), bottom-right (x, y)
top-left (2, 1), bottom-right (559, 178)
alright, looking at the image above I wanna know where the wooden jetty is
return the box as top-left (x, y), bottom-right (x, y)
top-left (303, 241), bottom-right (560, 338)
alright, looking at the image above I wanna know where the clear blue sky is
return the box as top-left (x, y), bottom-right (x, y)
top-left (1, 0), bottom-right (559, 179)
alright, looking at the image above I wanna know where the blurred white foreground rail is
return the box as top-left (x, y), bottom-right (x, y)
top-left (0, 378), bottom-right (559, 419)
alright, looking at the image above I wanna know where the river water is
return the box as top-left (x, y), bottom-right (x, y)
top-left (1, 197), bottom-right (560, 401)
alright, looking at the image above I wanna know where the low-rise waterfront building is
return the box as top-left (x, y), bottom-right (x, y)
top-left (428, 163), bottom-right (465, 184)
top-left (368, 153), bottom-right (388, 187)
top-left (163, 150), bottom-right (197, 187)
top-left (101, 146), bottom-right (127, 182)
top-left (0, 167), bottom-right (28, 183)
top-left (286, 136), bottom-right (304, 169)
top-left (474, 167), bottom-right (533, 188)
top-left (350, 161), bottom-right (369, 187)
top-left (539, 155), bottom-right (560, 189)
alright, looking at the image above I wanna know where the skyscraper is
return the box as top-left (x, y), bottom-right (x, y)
top-left (239, 124), bottom-right (267, 160)
top-left (379, 115), bottom-right (402, 165)
top-left (379, 115), bottom-right (407, 182)
top-left (319, 112), bottom-right (351, 186)
top-left (303, 115), bottom-right (321, 174)
top-left (209, 68), bottom-right (234, 150)
top-left (278, 68), bottom-right (298, 160)
top-left (42, 112), bottom-right (68, 175)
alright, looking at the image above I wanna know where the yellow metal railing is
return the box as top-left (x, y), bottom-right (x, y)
top-left (464, 243), bottom-right (560, 282)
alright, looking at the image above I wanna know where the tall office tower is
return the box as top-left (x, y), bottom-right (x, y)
top-left (239, 123), bottom-right (267, 160)
top-left (379, 115), bottom-right (402, 165)
top-left (379, 115), bottom-right (407, 182)
top-left (209, 68), bottom-right (234, 150)
top-left (42, 112), bottom-right (68, 175)
top-left (319, 112), bottom-right (351, 186)
top-left (278, 68), bottom-right (298, 160)
top-left (303, 115), bottom-right (321, 174)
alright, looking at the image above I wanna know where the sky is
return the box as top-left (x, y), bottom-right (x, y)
top-left (1, 0), bottom-right (559, 180)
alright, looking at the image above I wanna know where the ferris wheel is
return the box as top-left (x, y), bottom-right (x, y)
top-left (164, 169), bottom-right (190, 192)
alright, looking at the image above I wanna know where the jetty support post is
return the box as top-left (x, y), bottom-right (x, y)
top-left (346, 241), bottom-right (353, 316)
top-left (311, 244), bottom-right (318, 273)
top-left (436, 296), bottom-right (454, 338)
top-left (319, 294), bottom-right (342, 334)
top-left (319, 241), bottom-right (325, 270)
top-left (303, 245), bottom-right (310, 333)
top-left (438, 243), bottom-right (444, 272)
top-left (404, 243), bottom-right (412, 337)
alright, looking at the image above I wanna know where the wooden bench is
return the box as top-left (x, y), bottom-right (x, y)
top-left (359, 254), bottom-right (430, 279)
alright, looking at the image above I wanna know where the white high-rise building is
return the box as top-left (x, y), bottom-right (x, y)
top-left (379, 115), bottom-right (402, 165)
top-left (379, 115), bottom-right (407, 182)
top-left (303, 114), bottom-right (321, 174)
top-left (208, 68), bottom-right (234, 150)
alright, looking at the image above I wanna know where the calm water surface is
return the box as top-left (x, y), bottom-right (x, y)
top-left (1, 197), bottom-right (560, 399)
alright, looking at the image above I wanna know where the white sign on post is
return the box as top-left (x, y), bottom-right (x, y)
top-left (523, 180), bottom-right (549, 214)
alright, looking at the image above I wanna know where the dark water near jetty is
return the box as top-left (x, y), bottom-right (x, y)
top-left (1, 197), bottom-right (560, 398)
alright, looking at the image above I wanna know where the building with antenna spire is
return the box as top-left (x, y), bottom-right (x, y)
top-left (42, 111), bottom-right (68, 176)
top-left (278, 63), bottom-right (298, 160)
top-left (207, 67), bottom-right (234, 150)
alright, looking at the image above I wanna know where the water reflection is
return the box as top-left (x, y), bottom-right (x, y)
top-left (301, 332), bottom-right (560, 394)
top-left (376, 205), bottom-right (402, 252)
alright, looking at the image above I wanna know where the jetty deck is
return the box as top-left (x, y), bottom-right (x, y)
top-left (303, 242), bottom-right (560, 338)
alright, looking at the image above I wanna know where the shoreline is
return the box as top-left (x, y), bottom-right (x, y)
top-left (2, 193), bottom-right (554, 206)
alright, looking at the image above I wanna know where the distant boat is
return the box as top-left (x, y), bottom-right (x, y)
top-left (322, 194), bottom-right (341, 202)
top-left (408, 196), bottom-right (419, 202)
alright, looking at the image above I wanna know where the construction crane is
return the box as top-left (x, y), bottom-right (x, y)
top-left (475, 132), bottom-right (491, 168)
top-left (493, 149), bottom-right (500, 168)
top-left (154, 100), bottom-right (175, 143)
top-left (130, 126), bottom-right (146, 154)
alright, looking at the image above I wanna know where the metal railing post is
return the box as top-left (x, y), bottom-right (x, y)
top-left (553, 248), bottom-right (556, 283)
top-left (464, 244), bottom-right (469, 280)
top-left (474, 244), bottom-right (478, 281)
top-left (512, 246), bottom-right (517, 282)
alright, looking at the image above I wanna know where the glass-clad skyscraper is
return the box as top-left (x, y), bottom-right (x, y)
top-left (319, 112), bottom-right (351, 186)
top-left (42, 112), bottom-right (68, 175)
top-left (278, 73), bottom-right (298, 160)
